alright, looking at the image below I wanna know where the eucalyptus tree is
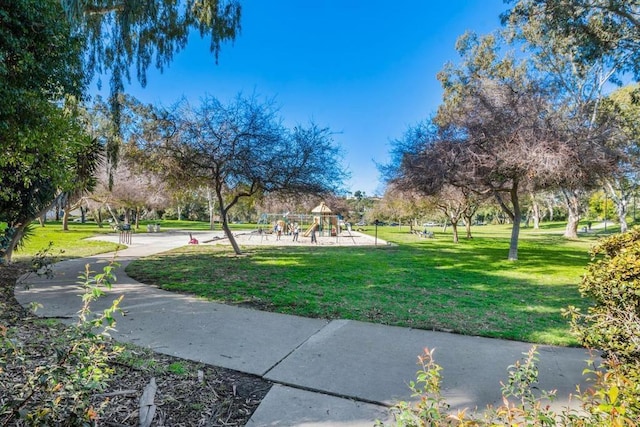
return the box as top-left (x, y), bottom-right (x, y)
top-left (504, 0), bottom-right (640, 81)
top-left (599, 84), bottom-right (640, 232)
top-left (61, 0), bottom-right (242, 183)
top-left (138, 94), bottom-right (347, 254)
top-left (503, 1), bottom-right (633, 237)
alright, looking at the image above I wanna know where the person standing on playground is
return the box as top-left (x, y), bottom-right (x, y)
top-left (293, 223), bottom-right (300, 242)
top-left (276, 222), bottom-right (282, 240)
top-left (310, 222), bottom-right (318, 244)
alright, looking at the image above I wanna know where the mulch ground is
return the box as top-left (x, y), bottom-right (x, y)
top-left (0, 263), bottom-right (272, 426)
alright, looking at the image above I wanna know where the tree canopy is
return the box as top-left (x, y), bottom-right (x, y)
top-left (61, 0), bottom-right (242, 178)
top-left (0, 0), bottom-right (97, 262)
top-left (135, 94), bottom-right (348, 254)
top-left (503, 0), bottom-right (640, 82)
top-left (386, 31), bottom-right (619, 259)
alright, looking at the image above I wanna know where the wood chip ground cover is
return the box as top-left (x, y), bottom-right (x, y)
top-left (1, 263), bottom-right (271, 426)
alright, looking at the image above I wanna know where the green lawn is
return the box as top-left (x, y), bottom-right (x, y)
top-left (10, 219), bottom-right (251, 262)
top-left (12, 222), bottom-right (123, 262)
top-left (125, 222), bottom-right (603, 346)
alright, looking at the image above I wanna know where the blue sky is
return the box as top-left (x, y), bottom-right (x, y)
top-left (118, 1), bottom-right (510, 196)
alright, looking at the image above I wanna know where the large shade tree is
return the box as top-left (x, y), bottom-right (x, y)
top-left (137, 94), bottom-right (348, 254)
top-left (436, 34), bottom-right (565, 260)
top-left (599, 84), bottom-right (640, 232)
top-left (502, 1), bottom-right (630, 237)
top-left (1, 0), bottom-right (243, 260)
top-left (61, 0), bottom-right (242, 184)
top-left (388, 33), bottom-right (614, 260)
top-left (504, 0), bottom-right (640, 81)
top-left (0, 0), bottom-right (97, 263)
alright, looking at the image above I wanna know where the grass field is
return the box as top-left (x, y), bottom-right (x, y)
top-left (9, 219), bottom-right (613, 346)
top-left (12, 222), bottom-right (122, 262)
top-left (11, 219), bottom-right (247, 261)
top-left (123, 221), bottom-right (609, 346)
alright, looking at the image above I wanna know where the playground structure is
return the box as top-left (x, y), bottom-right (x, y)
top-left (252, 202), bottom-right (356, 244)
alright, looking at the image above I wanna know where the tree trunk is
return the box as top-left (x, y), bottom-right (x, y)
top-left (463, 215), bottom-right (473, 239)
top-left (604, 181), bottom-right (630, 233)
top-left (62, 198), bottom-right (70, 231)
top-left (221, 215), bottom-right (242, 255)
top-left (492, 183), bottom-right (521, 261)
top-left (2, 224), bottom-right (27, 264)
top-left (135, 206), bottom-right (141, 230)
top-left (618, 201), bottom-right (628, 233)
top-left (451, 220), bottom-right (459, 243)
top-left (105, 204), bottom-right (119, 225)
top-left (207, 187), bottom-right (216, 230)
top-left (94, 208), bottom-right (104, 228)
top-left (531, 199), bottom-right (541, 229)
top-left (563, 189), bottom-right (581, 239)
top-left (508, 187), bottom-right (521, 261)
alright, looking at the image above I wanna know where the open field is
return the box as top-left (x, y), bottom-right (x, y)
top-left (13, 222), bottom-right (122, 262)
top-left (123, 221), bottom-right (610, 346)
top-left (11, 220), bottom-right (619, 346)
top-left (11, 219), bottom-right (255, 262)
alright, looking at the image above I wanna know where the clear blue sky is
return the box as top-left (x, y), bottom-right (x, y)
top-left (118, 1), bottom-right (510, 196)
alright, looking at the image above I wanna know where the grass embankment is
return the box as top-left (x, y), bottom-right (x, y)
top-left (125, 222), bottom-right (604, 346)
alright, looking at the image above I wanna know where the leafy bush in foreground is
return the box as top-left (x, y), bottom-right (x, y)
top-left (380, 347), bottom-right (635, 426)
top-left (1, 261), bottom-right (123, 426)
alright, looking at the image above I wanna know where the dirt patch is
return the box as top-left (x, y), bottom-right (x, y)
top-left (1, 263), bottom-right (271, 426)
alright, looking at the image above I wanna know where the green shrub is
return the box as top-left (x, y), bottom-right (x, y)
top-left (564, 227), bottom-right (640, 420)
top-left (0, 260), bottom-right (123, 425)
top-left (569, 228), bottom-right (640, 365)
top-left (380, 347), bottom-right (636, 426)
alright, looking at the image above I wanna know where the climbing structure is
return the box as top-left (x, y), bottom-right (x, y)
top-left (256, 202), bottom-right (355, 243)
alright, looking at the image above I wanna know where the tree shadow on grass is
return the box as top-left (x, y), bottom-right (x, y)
top-left (125, 238), bottom-right (591, 346)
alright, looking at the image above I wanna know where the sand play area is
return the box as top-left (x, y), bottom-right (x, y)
top-left (201, 229), bottom-right (386, 247)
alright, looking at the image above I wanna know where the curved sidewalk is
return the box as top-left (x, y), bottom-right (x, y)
top-left (15, 231), bottom-right (595, 426)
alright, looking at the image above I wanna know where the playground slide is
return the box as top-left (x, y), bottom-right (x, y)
top-left (303, 224), bottom-right (315, 237)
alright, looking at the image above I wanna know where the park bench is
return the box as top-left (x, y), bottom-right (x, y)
top-left (412, 229), bottom-right (433, 238)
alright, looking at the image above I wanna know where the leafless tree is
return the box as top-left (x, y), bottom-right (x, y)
top-left (139, 94), bottom-right (347, 254)
top-left (89, 156), bottom-right (169, 228)
top-left (392, 33), bottom-right (616, 258)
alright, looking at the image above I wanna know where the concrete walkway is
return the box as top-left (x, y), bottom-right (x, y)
top-left (15, 231), bottom-right (595, 426)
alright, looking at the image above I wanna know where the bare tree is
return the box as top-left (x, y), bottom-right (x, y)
top-left (395, 34), bottom-right (612, 260)
top-left (141, 94), bottom-right (347, 254)
top-left (89, 157), bottom-right (169, 228)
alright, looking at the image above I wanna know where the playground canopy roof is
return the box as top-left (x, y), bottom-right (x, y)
top-left (311, 202), bottom-right (332, 214)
